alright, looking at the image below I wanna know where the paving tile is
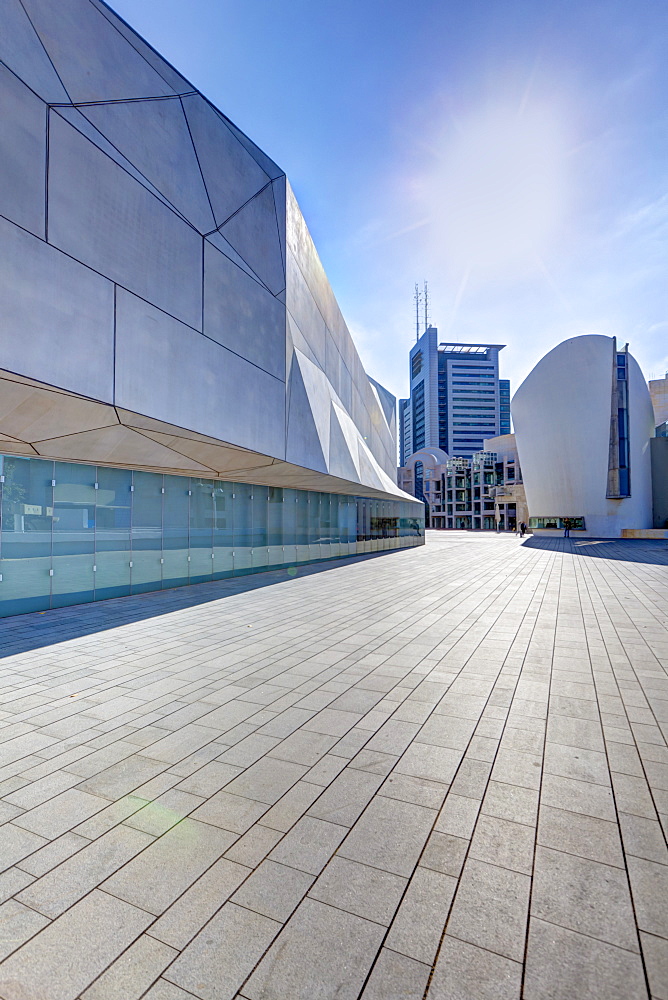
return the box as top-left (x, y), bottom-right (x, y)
top-left (435, 794), bottom-right (481, 839)
top-left (189, 789), bottom-right (268, 834)
top-left (421, 830), bottom-right (469, 877)
top-left (243, 897), bottom-right (385, 1000)
top-left (3, 770), bottom-right (82, 810)
top-left (349, 748), bottom-right (398, 775)
top-left (149, 857), bottom-right (250, 949)
top-left (428, 936), bottom-right (523, 1000)
top-left (532, 845), bottom-right (639, 950)
top-left (380, 771), bottom-right (449, 809)
top-left (640, 931), bottom-right (668, 1000)
top-left (338, 795), bottom-right (436, 877)
top-left (15, 831), bottom-right (90, 878)
top-left (80, 934), bottom-right (178, 1000)
top-left (385, 866), bottom-right (456, 963)
top-left (11, 789), bottom-right (106, 839)
top-left (540, 772), bottom-right (616, 821)
top-left (481, 780), bottom-right (539, 826)
top-left (308, 767), bottom-right (384, 826)
top-left (17, 824), bottom-right (153, 917)
top-left (0, 889), bottom-right (152, 1000)
top-left (538, 804), bottom-right (624, 867)
top-left (224, 824), bottom-right (282, 867)
top-left (224, 757), bottom-right (308, 805)
top-left (165, 901), bottom-right (280, 999)
top-left (0, 823), bottom-right (48, 873)
top-left (361, 948), bottom-right (431, 1000)
top-left (543, 743), bottom-right (610, 786)
top-left (0, 900), bottom-right (50, 962)
top-left (469, 814), bottom-right (535, 874)
top-left (232, 859), bottom-right (314, 922)
top-left (0, 868), bottom-right (35, 904)
top-left (309, 856), bottom-right (407, 924)
top-left (627, 855), bottom-right (668, 938)
top-left (259, 780), bottom-right (323, 831)
top-left (102, 818), bottom-right (235, 914)
top-left (269, 815), bottom-right (347, 875)
top-left (447, 858), bottom-right (531, 962)
top-left (142, 981), bottom-right (193, 999)
top-left (395, 742), bottom-right (461, 783)
top-left (304, 753), bottom-right (349, 786)
top-left (173, 760), bottom-right (242, 797)
top-left (268, 730), bottom-right (339, 766)
top-left (619, 813), bottom-right (668, 864)
top-left (491, 749), bottom-right (543, 789)
top-left (523, 917), bottom-right (648, 1000)
top-left (302, 708), bottom-right (362, 737)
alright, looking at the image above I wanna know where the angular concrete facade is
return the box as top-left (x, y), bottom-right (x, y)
top-left (512, 335), bottom-right (654, 537)
top-left (0, 0), bottom-right (406, 500)
top-left (0, 0), bottom-right (422, 615)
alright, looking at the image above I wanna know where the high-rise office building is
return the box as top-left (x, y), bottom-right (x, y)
top-left (400, 328), bottom-right (508, 460)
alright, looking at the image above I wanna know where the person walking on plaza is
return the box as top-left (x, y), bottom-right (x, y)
top-left (520, 522), bottom-right (527, 537)
top-left (563, 518), bottom-right (571, 538)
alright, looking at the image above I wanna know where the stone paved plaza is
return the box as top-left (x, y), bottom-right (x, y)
top-left (0, 532), bottom-right (667, 1000)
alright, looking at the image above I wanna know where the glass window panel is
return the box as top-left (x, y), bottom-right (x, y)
top-left (308, 492), bottom-right (322, 560)
top-left (0, 455), bottom-right (53, 615)
top-left (267, 485), bottom-right (284, 567)
top-left (163, 475), bottom-right (189, 588)
top-left (131, 470), bottom-right (163, 594)
top-left (212, 482), bottom-right (233, 579)
top-left (95, 467), bottom-right (131, 600)
top-left (52, 461), bottom-right (95, 607)
top-left (295, 490), bottom-right (310, 563)
top-left (251, 485), bottom-right (269, 568)
top-left (233, 483), bottom-right (252, 572)
top-left (281, 488), bottom-right (297, 565)
top-left (189, 478), bottom-right (213, 583)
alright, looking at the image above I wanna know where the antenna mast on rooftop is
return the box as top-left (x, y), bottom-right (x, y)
top-left (414, 283), bottom-right (422, 342)
top-left (423, 280), bottom-right (429, 333)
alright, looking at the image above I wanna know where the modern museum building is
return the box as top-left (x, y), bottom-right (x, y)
top-left (0, 0), bottom-right (423, 617)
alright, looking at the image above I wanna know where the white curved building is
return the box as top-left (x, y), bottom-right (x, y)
top-left (512, 335), bottom-right (655, 537)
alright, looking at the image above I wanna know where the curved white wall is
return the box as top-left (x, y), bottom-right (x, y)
top-left (512, 335), bottom-right (654, 537)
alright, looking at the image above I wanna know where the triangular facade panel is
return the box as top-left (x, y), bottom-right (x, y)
top-left (220, 186), bottom-right (285, 295)
top-left (182, 94), bottom-right (271, 229)
top-left (286, 355), bottom-right (328, 474)
top-left (329, 405), bottom-right (362, 484)
top-left (82, 98), bottom-right (215, 233)
top-left (21, 0), bottom-right (176, 102)
top-left (206, 231), bottom-right (267, 288)
top-left (53, 107), bottom-right (182, 218)
top-left (87, 0), bottom-right (193, 95)
top-left (0, 0), bottom-right (70, 103)
top-left (294, 350), bottom-right (333, 467)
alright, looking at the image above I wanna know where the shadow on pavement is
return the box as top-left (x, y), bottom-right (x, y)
top-left (521, 536), bottom-right (668, 564)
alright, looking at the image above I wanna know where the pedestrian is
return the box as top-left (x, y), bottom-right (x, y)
top-left (563, 518), bottom-right (571, 538)
top-left (520, 522), bottom-right (526, 537)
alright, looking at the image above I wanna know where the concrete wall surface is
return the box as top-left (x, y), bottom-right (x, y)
top-left (512, 335), bottom-right (654, 537)
top-left (0, 0), bottom-right (412, 505)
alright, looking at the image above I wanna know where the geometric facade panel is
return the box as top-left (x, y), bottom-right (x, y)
top-left (0, 0), bottom-right (70, 103)
top-left (82, 98), bottom-right (215, 233)
top-left (182, 94), bottom-right (271, 229)
top-left (219, 185), bottom-right (286, 295)
top-left (0, 63), bottom-right (48, 239)
top-left (47, 113), bottom-right (203, 330)
top-left (21, 0), bottom-right (176, 102)
top-left (203, 242), bottom-right (286, 381)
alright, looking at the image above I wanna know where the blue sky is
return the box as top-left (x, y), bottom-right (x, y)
top-left (111, 0), bottom-right (668, 404)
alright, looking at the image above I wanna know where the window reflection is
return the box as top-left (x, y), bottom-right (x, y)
top-left (0, 455), bottom-right (425, 615)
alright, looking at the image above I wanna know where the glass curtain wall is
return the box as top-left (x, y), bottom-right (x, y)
top-left (0, 454), bottom-right (424, 617)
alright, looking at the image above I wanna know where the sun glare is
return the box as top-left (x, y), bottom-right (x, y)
top-left (425, 102), bottom-right (569, 279)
